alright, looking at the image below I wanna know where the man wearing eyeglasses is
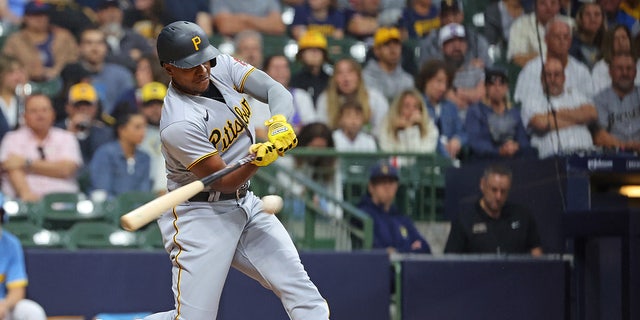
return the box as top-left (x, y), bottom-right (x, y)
top-left (0, 94), bottom-right (82, 202)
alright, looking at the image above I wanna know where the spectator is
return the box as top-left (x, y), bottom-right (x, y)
top-left (362, 27), bottom-right (415, 102)
top-left (592, 52), bottom-right (640, 151)
top-left (399, 0), bottom-right (440, 39)
top-left (507, 0), bottom-right (563, 67)
top-left (291, 0), bottom-right (347, 40)
top-left (357, 161), bottom-right (431, 254)
top-left (0, 94), bottom-right (82, 202)
top-left (483, 0), bottom-right (525, 49)
top-left (602, 0), bottom-right (640, 32)
top-left (0, 206), bottom-right (47, 320)
top-left (449, 66), bottom-right (485, 122)
top-left (0, 56), bottom-right (28, 140)
top-left (156, 0), bottom-right (211, 36)
top-left (264, 55), bottom-right (318, 133)
top-left (290, 30), bottom-right (332, 104)
top-left (444, 164), bottom-right (543, 256)
top-left (55, 83), bottom-right (114, 165)
top-left (2, 1), bottom-right (78, 86)
top-left (345, 0), bottom-right (385, 41)
top-left (61, 27), bottom-right (135, 117)
top-left (95, 0), bottom-right (154, 71)
top-left (569, 2), bottom-right (606, 70)
top-left (377, 89), bottom-right (438, 160)
top-left (137, 82), bottom-right (167, 195)
top-left (233, 30), bottom-right (264, 69)
top-left (514, 17), bottom-right (594, 104)
top-left (317, 58), bottom-right (389, 134)
top-left (89, 112), bottom-right (151, 200)
top-left (592, 24), bottom-right (640, 93)
top-left (112, 53), bottom-right (170, 121)
top-left (332, 99), bottom-right (378, 151)
top-left (277, 122), bottom-right (343, 219)
top-left (416, 59), bottom-right (466, 160)
top-left (419, 0), bottom-right (491, 68)
top-left (465, 68), bottom-right (536, 160)
top-left (123, 0), bottom-right (173, 46)
top-left (521, 57), bottom-right (597, 158)
top-left (211, 0), bottom-right (286, 36)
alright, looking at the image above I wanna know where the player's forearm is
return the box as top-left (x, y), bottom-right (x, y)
top-left (209, 165), bottom-right (258, 193)
top-left (243, 69), bottom-right (294, 119)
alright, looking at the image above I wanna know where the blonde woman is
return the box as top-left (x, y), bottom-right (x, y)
top-left (378, 89), bottom-right (438, 154)
top-left (316, 58), bottom-right (388, 134)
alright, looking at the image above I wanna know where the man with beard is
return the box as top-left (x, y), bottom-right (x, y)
top-left (592, 52), bottom-right (640, 151)
top-left (419, 0), bottom-right (491, 68)
top-left (439, 23), bottom-right (487, 121)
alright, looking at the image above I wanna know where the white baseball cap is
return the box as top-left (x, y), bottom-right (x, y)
top-left (439, 23), bottom-right (466, 46)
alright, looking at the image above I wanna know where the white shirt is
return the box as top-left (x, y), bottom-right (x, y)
top-left (507, 14), bottom-right (547, 61)
top-left (520, 89), bottom-right (595, 158)
top-left (332, 129), bottom-right (378, 152)
top-left (514, 56), bottom-right (594, 103)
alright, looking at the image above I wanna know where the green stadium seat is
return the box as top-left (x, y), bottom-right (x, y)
top-left (65, 221), bottom-right (138, 250)
top-left (105, 191), bottom-right (157, 227)
top-left (3, 221), bottom-right (64, 248)
top-left (39, 192), bottom-right (105, 230)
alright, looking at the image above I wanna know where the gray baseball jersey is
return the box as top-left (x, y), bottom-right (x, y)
top-left (593, 86), bottom-right (640, 142)
top-left (146, 54), bottom-right (329, 320)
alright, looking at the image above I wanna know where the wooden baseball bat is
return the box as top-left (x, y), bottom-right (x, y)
top-left (120, 154), bottom-right (256, 231)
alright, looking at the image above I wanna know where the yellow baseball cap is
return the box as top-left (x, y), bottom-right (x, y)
top-left (68, 83), bottom-right (98, 104)
top-left (373, 27), bottom-right (401, 47)
top-left (297, 30), bottom-right (328, 51)
top-left (141, 82), bottom-right (167, 104)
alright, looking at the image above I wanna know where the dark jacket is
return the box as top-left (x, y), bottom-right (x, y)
top-left (357, 194), bottom-right (431, 253)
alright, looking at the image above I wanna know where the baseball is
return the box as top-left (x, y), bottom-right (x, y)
top-left (261, 195), bottom-right (283, 214)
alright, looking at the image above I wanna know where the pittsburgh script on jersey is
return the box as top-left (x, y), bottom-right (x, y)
top-left (208, 98), bottom-right (252, 152)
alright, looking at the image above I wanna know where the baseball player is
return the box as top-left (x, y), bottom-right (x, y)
top-left (145, 21), bottom-right (329, 320)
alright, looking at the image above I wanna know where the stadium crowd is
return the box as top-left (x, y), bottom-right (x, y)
top-left (1, 0), bottom-right (639, 317)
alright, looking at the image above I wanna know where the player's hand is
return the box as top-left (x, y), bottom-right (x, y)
top-left (249, 142), bottom-right (279, 167)
top-left (264, 114), bottom-right (298, 155)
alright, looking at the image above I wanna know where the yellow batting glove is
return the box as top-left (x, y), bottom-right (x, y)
top-left (264, 114), bottom-right (298, 155)
top-left (249, 142), bottom-right (279, 167)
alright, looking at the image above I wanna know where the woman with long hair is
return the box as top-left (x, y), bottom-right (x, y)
top-left (316, 57), bottom-right (388, 134)
top-left (415, 59), bottom-right (466, 160)
top-left (569, 2), bottom-right (606, 70)
top-left (377, 89), bottom-right (438, 155)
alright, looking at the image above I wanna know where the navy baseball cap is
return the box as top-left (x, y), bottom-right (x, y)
top-left (369, 162), bottom-right (399, 182)
top-left (24, 1), bottom-right (51, 15)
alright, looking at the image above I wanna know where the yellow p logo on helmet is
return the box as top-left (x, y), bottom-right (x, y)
top-left (191, 36), bottom-right (201, 51)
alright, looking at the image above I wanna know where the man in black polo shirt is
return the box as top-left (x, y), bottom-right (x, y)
top-left (444, 164), bottom-right (543, 256)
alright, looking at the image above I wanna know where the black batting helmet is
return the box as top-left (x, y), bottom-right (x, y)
top-left (157, 21), bottom-right (220, 68)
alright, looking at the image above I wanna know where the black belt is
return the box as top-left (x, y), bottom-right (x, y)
top-left (189, 188), bottom-right (248, 202)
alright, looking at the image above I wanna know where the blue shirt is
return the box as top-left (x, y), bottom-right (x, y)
top-left (465, 102), bottom-right (532, 158)
top-left (400, 5), bottom-right (440, 38)
top-left (291, 4), bottom-right (347, 37)
top-left (0, 230), bottom-right (28, 299)
top-left (425, 97), bottom-right (467, 158)
top-left (357, 194), bottom-right (431, 253)
top-left (89, 141), bottom-right (152, 199)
